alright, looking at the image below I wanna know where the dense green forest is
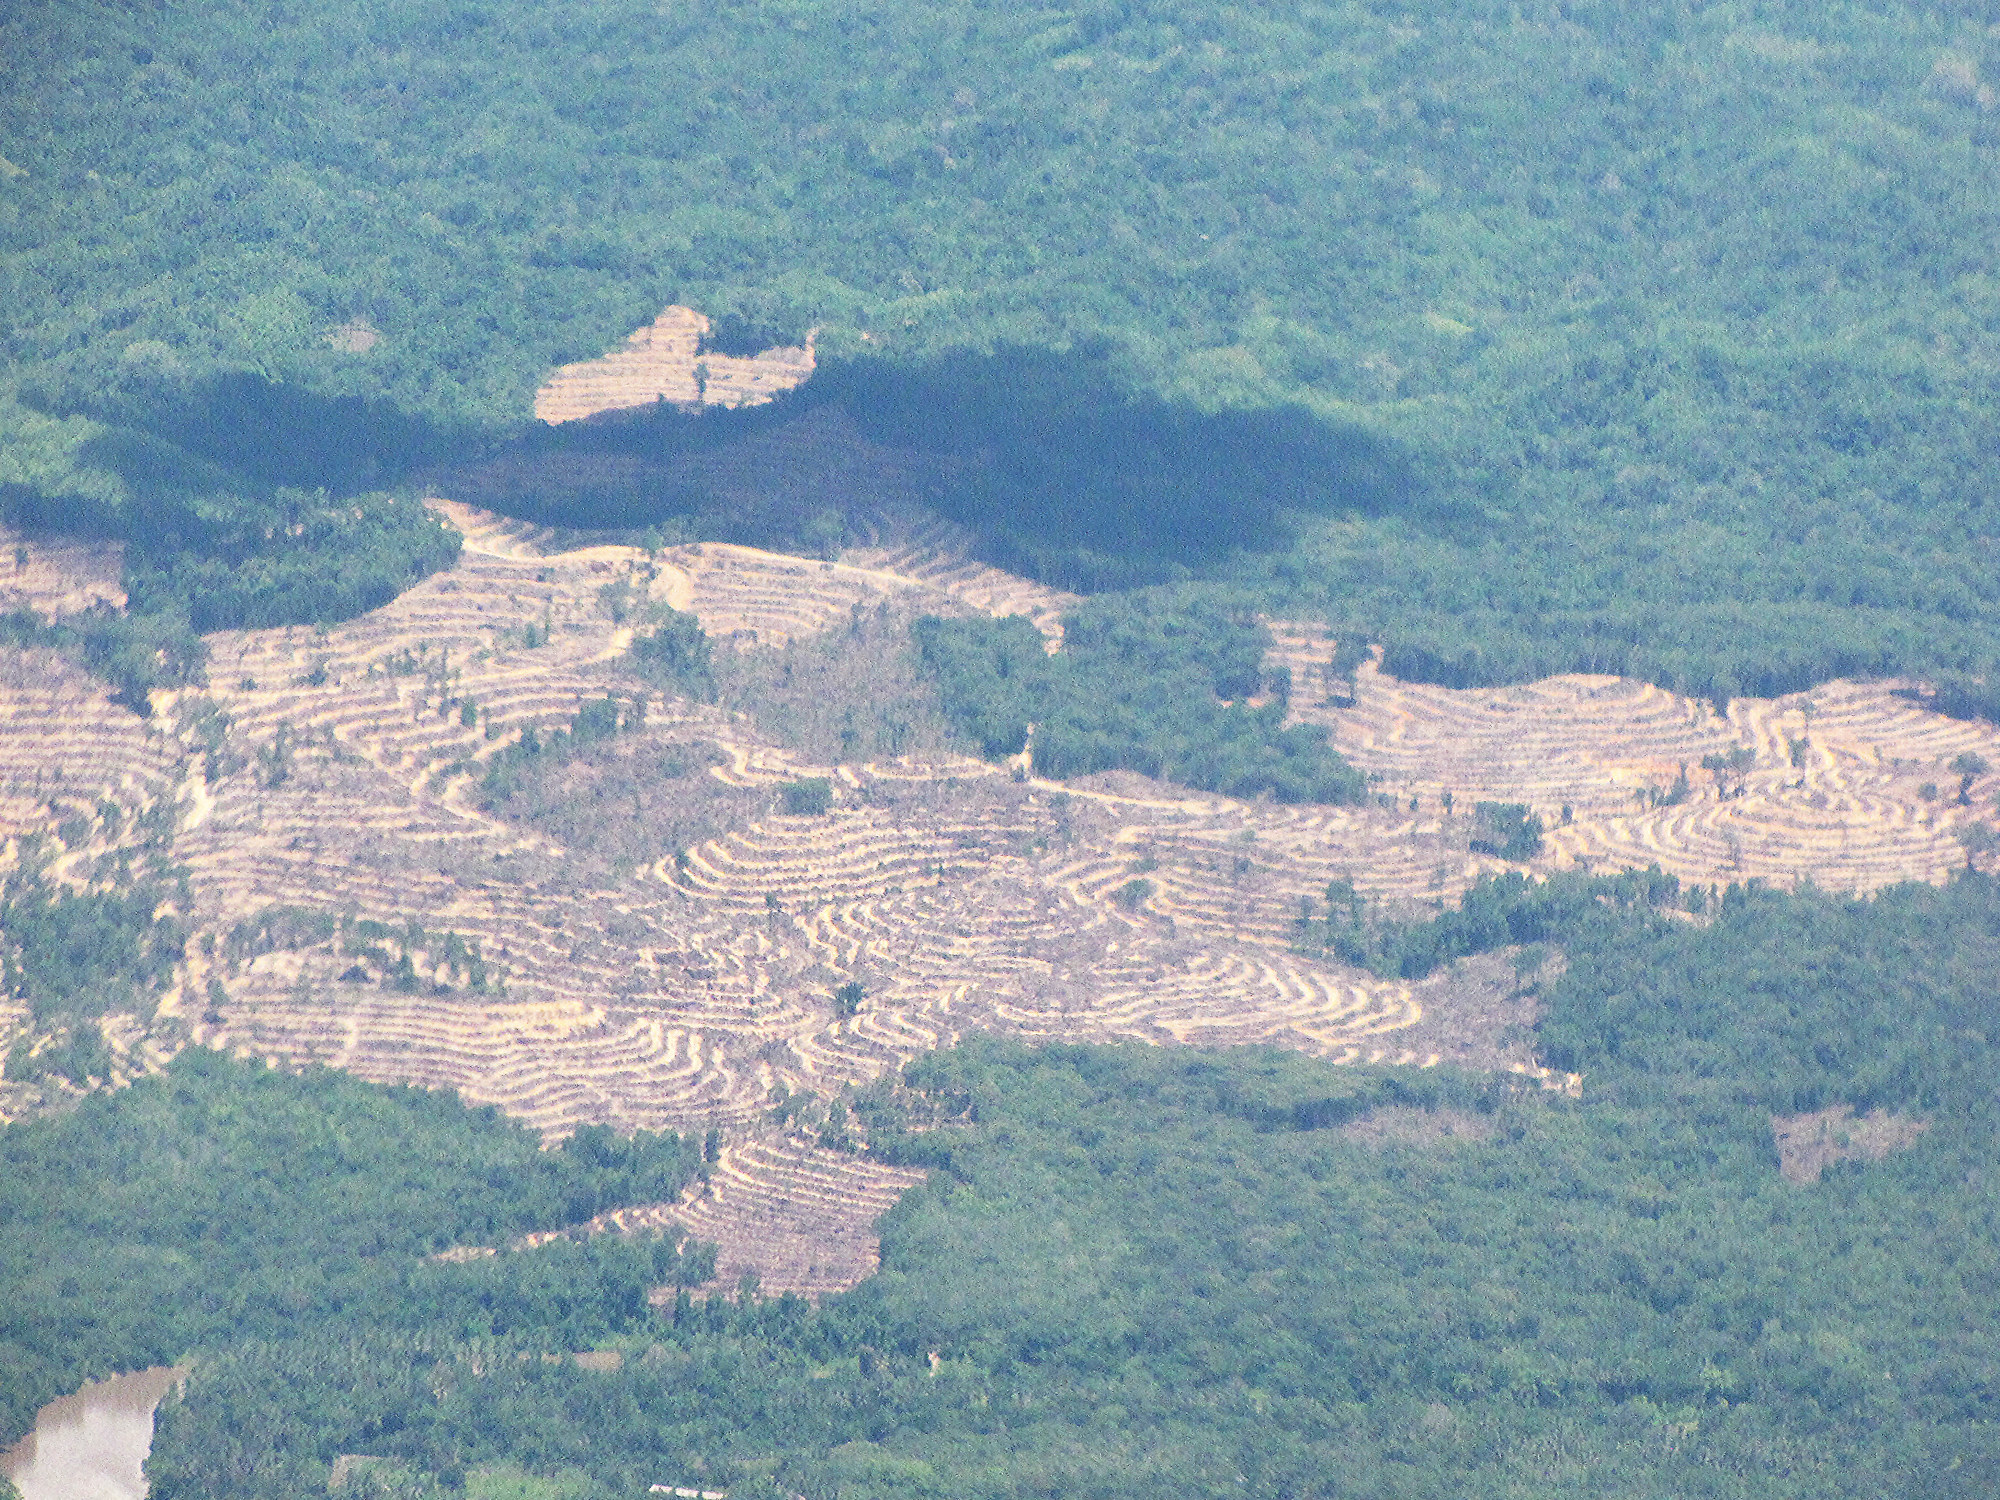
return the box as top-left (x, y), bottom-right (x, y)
top-left (5, 0), bottom-right (2000, 703)
top-left (0, 1051), bottom-right (708, 1446)
top-left (914, 599), bottom-right (1366, 799)
top-left (0, 874), bottom-right (1994, 1496)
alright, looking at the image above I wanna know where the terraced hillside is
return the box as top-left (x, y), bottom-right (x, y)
top-left (1270, 623), bottom-right (2000, 893)
top-left (2, 510), bottom-right (1995, 1296)
top-left (0, 530), bottom-right (125, 618)
top-left (534, 305), bottom-right (816, 423)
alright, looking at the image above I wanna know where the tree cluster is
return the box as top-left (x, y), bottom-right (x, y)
top-left (0, 1050), bottom-right (705, 1446)
top-left (914, 600), bottom-right (1365, 803)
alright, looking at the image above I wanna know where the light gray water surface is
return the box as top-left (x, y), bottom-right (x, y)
top-left (0, 1368), bottom-right (182, 1500)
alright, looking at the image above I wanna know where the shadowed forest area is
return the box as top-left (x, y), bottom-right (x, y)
top-left (5, 0), bottom-right (2000, 707)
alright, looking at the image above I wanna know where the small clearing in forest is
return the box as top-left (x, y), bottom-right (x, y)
top-left (1771, 1105), bottom-right (1929, 1184)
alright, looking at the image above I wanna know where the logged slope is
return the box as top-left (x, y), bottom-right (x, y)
top-left (3, 506), bottom-right (1996, 1291)
top-left (532, 306), bottom-right (815, 424)
top-left (1272, 623), bottom-right (2000, 892)
top-left (174, 506), bottom-right (1450, 1146)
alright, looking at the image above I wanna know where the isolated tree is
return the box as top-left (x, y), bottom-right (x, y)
top-left (781, 778), bottom-right (833, 816)
top-left (1326, 636), bottom-right (1370, 706)
top-left (1957, 822), bottom-right (1998, 873)
top-left (1952, 752), bottom-right (1989, 805)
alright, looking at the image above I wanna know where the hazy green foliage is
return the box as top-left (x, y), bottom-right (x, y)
top-left (1, 408), bottom-right (459, 701)
top-left (0, 1050), bottom-right (706, 1446)
top-left (1918, 674), bottom-right (2000, 727)
top-left (1300, 866), bottom-right (1685, 979)
top-left (0, 865), bottom-right (185, 1024)
top-left (1468, 800), bottom-right (1544, 862)
top-left (119, 488), bottom-right (461, 635)
top-left (1538, 876), bottom-right (2000, 1117)
top-left (7, 0), bottom-right (2000, 698)
top-left (779, 778), bottom-right (833, 816)
top-left (915, 600), bottom-right (1365, 801)
top-left (330, 914), bottom-right (495, 997)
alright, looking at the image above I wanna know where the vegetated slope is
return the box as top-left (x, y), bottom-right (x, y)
top-left (914, 606), bottom-right (1367, 802)
top-left (10, 2), bottom-right (2000, 699)
top-left (0, 1047), bottom-right (709, 1449)
top-left (137, 871), bottom-right (2000, 1499)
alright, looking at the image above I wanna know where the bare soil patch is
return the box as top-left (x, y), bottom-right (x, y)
top-left (534, 306), bottom-right (814, 423)
top-left (1339, 1105), bottom-right (1496, 1148)
top-left (1273, 625), bottom-right (2000, 895)
top-left (666, 1135), bottom-right (927, 1301)
top-left (1772, 1105), bottom-right (1929, 1184)
top-left (326, 319), bottom-right (380, 354)
top-left (0, 523), bottom-right (126, 616)
top-left (1395, 949), bottom-right (1554, 1078)
top-left (707, 604), bottom-right (962, 766)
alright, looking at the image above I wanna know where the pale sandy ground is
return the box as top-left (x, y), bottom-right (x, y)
top-left (533, 305), bottom-right (814, 423)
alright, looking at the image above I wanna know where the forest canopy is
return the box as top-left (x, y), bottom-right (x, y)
top-left (5, 0), bottom-right (2000, 701)
top-left (914, 599), bottom-right (1367, 801)
top-left (0, 1050), bottom-right (707, 1445)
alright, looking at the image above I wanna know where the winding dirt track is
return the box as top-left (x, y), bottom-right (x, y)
top-left (2, 510), bottom-right (1995, 1295)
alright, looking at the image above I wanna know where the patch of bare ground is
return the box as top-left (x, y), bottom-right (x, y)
top-left (1772, 1106), bottom-right (1929, 1184)
top-left (326, 318), bottom-right (381, 354)
top-left (0, 646), bottom-right (181, 842)
top-left (665, 1135), bottom-right (929, 1301)
top-left (706, 604), bottom-right (964, 766)
top-left (429, 1131), bottom-right (925, 1302)
top-left (0, 523), bottom-right (126, 616)
top-left (534, 305), bottom-right (815, 423)
top-left (1395, 948), bottom-right (1559, 1079)
top-left (498, 1130), bottom-right (929, 1301)
top-left (1271, 624), bottom-right (2000, 893)
top-left (1339, 1105), bottom-right (1496, 1148)
top-left (482, 739), bottom-right (763, 880)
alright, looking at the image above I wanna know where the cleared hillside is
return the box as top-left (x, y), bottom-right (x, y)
top-left (1, 504), bottom-right (1995, 1294)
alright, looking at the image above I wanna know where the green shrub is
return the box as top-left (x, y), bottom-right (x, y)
top-left (780, 778), bottom-right (833, 816)
top-left (914, 602), bottom-right (1364, 803)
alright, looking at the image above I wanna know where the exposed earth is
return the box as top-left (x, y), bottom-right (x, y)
top-left (3, 331), bottom-right (1995, 1300)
